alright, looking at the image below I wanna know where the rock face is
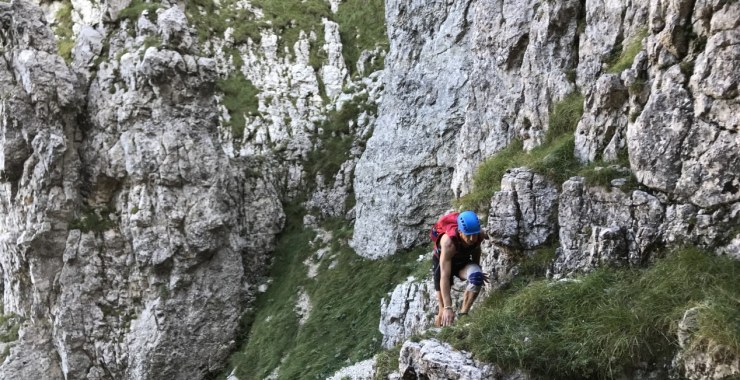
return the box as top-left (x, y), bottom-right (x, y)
top-left (351, 0), bottom-right (619, 260)
top-left (352, 0), bottom-right (739, 261)
top-left (553, 178), bottom-right (738, 278)
top-left (399, 339), bottom-right (527, 380)
top-left (351, 0), bottom-right (475, 259)
top-left (673, 307), bottom-right (740, 380)
top-left (488, 169), bottom-right (559, 250)
top-left (327, 358), bottom-right (376, 380)
top-left (379, 277), bottom-right (437, 349)
top-left (353, 0), bottom-right (585, 259)
top-left (574, 74), bottom-right (630, 163)
top-left (628, 2), bottom-right (740, 209)
top-left (2, 0), bottom-right (739, 378)
top-left (554, 179), bottom-right (664, 276)
top-left (0, 3), bottom-right (283, 379)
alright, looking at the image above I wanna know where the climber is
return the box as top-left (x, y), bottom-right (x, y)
top-left (430, 211), bottom-right (488, 327)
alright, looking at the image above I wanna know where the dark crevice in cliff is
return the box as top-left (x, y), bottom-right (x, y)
top-left (454, 0), bottom-right (473, 45)
top-left (506, 33), bottom-right (529, 71)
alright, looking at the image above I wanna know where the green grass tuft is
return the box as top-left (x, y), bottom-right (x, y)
top-left (693, 292), bottom-right (740, 353)
top-left (142, 35), bottom-right (161, 50)
top-left (118, 0), bottom-right (163, 23)
top-left (305, 94), bottom-right (377, 180)
top-left (373, 345), bottom-right (401, 380)
top-left (455, 140), bottom-right (524, 212)
top-left (334, 0), bottom-right (389, 76)
top-left (186, 0), bottom-right (261, 44)
top-left (517, 244), bottom-right (558, 278)
top-left (545, 92), bottom-right (584, 144)
top-left (185, 0), bottom-right (387, 80)
top-left (251, 0), bottom-right (331, 53)
top-left (54, 0), bottom-right (75, 63)
top-left (456, 92), bottom-right (584, 212)
top-left (229, 207), bottom-right (427, 379)
top-left (69, 207), bottom-right (116, 233)
top-left (216, 73), bottom-right (261, 140)
top-left (578, 163), bottom-right (639, 191)
top-left (606, 28), bottom-right (649, 73)
top-left (438, 246), bottom-right (740, 379)
top-left (0, 312), bottom-right (20, 344)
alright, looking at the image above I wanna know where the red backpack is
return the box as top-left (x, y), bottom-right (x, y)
top-left (429, 212), bottom-right (459, 256)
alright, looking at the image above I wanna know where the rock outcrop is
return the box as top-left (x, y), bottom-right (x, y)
top-left (487, 169), bottom-right (559, 250)
top-left (327, 358), bottom-right (376, 380)
top-left (673, 307), bottom-right (740, 380)
top-left (399, 339), bottom-right (528, 380)
top-left (0, 2), bottom-right (283, 379)
top-left (351, 0), bottom-right (739, 263)
top-left (379, 277), bottom-right (436, 349)
top-left (351, 0), bottom-right (475, 259)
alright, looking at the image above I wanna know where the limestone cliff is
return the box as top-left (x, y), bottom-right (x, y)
top-left (0, 1), bottom-right (286, 378)
top-left (0, 0), bottom-right (737, 379)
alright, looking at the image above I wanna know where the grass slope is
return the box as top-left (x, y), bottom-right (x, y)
top-left (438, 246), bottom-right (740, 379)
top-left (227, 207), bottom-right (427, 379)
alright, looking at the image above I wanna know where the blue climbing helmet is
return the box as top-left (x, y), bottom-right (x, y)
top-left (457, 211), bottom-right (481, 235)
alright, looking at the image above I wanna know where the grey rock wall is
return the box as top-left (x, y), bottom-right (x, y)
top-left (379, 277), bottom-right (436, 349)
top-left (629, 1), bottom-right (739, 208)
top-left (351, 0), bottom-right (475, 259)
top-left (488, 169), bottom-right (559, 250)
top-left (554, 179), bottom-right (664, 276)
top-left (0, 3), bottom-right (283, 379)
top-left (399, 339), bottom-right (528, 380)
top-left (352, 0), bottom-right (585, 259)
top-left (352, 0), bottom-right (738, 263)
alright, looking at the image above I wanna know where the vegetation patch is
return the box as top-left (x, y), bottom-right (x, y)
top-left (186, 0), bottom-right (387, 74)
top-left (142, 35), bottom-right (161, 50)
top-left (305, 93), bottom-right (377, 181)
top-left (0, 305), bottom-right (21, 363)
top-left (692, 291), bottom-right (740, 353)
top-left (69, 207), bottom-right (116, 233)
top-left (251, 0), bottom-right (331, 53)
top-left (185, 0), bottom-right (261, 44)
top-left (373, 345), bottom-right (401, 380)
top-left (578, 162), bottom-right (639, 191)
top-left (228, 206), bottom-right (427, 379)
top-left (216, 73), bottom-right (260, 140)
top-left (438, 246), bottom-right (740, 379)
top-left (456, 92), bottom-right (584, 212)
top-left (517, 244), bottom-right (558, 278)
top-left (606, 28), bottom-right (649, 73)
top-left (334, 0), bottom-right (389, 76)
top-left (118, 0), bottom-right (163, 23)
top-left (53, 0), bottom-right (75, 64)
top-left (0, 309), bottom-right (21, 344)
top-left (577, 149), bottom-right (640, 191)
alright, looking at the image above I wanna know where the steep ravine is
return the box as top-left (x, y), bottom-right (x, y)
top-left (0, 0), bottom-right (737, 379)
